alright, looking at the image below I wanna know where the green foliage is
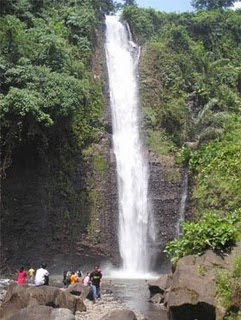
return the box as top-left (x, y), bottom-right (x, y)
top-left (189, 119), bottom-right (241, 211)
top-left (92, 155), bottom-right (107, 177)
top-left (124, 8), bottom-right (241, 257)
top-left (148, 129), bottom-right (177, 156)
top-left (164, 210), bottom-right (241, 263)
top-left (216, 270), bottom-right (233, 308)
top-left (123, 0), bottom-right (137, 7)
top-left (124, 8), bottom-right (241, 152)
top-left (216, 256), bottom-right (241, 314)
top-left (233, 257), bottom-right (241, 278)
top-left (0, 0), bottom-right (106, 175)
top-left (191, 0), bottom-right (235, 10)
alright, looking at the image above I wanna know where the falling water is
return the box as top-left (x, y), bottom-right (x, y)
top-left (105, 16), bottom-right (154, 276)
top-left (176, 169), bottom-right (188, 236)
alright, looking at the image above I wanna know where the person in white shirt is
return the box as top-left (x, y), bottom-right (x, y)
top-left (35, 263), bottom-right (49, 286)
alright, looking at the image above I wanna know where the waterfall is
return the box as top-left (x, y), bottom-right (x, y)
top-left (176, 169), bottom-right (188, 236)
top-left (105, 16), bottom-right (154, 276)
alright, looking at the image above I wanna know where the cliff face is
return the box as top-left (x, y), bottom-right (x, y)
top-left (0, 18), bottom-right (187, 274)
top-left (0, 19), bottom-right (119, 273)
top-left (148, 151), bottom-right (183, 269)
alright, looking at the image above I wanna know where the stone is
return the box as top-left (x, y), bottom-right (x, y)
top-left (66, 283), bottom-right (90, 300)
top-left (54, 289), bottom-right (86, 313)
top-left (99, 309), bottom-right (137, 320)
top-left (0, 283), bottom-right (86, 319)
top-left (149, 293), bottom-right (164, 304)
top-left (148, 274), bottom-right (172, 297)
top-left (166, 250), bottom-right (227, 320)
top-left (7, 305), bottom-right (75, 320)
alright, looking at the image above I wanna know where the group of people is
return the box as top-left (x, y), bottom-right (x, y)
top-left (63, 265), bottom-right (102, 303)
top-left (17, 263), bottom-right (103, 304)
top-left (63, 269), bottom-right (83, 287)
top-left (17, 263), bottom-right (49, 286)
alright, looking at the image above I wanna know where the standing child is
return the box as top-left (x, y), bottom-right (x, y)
top-left (28, 267), bottom-right (35, 282)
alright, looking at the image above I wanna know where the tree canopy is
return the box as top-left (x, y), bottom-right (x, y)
top-left (0, 0), bottom-right (111, 178)
top-left (191, 0), bottom-right (236, 10)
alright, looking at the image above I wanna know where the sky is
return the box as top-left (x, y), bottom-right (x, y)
top-left (135, 0), bottom-right (241, 12)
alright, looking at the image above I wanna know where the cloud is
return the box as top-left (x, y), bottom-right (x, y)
top-left (232, 1), bottom-right (241, 9)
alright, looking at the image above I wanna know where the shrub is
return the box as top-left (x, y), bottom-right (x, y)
top-left (216, 270), bottom-right (233, 308)
top-left (164, 210), bottom-right (241, 263)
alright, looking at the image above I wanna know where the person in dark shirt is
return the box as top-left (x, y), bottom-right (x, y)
top-left (90, 265), bottom-right (102, 303)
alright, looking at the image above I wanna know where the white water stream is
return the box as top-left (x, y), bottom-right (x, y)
top-left (176, 170), bottom-right (188, 236)
top-left (105, 16), bottom-right (155, 277)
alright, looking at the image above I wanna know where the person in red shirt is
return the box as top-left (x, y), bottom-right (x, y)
top-left (17, 266), bottom-right (27, 284)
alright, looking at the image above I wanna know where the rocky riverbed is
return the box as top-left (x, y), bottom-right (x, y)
top-left (75, 292), bottom-right (146, 320)
top-left (0, 279), bottom-right (161, 320)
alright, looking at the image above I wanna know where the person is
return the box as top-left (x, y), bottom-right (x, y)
top-left (17, 267), bottom-right (27, 284)
top-left (70, 271), bottom-right (78, 285)
top-left (76, 270), bottom-right (83, 282)
top-left (35, 263), bottom-right (49, 286)
top-left (83, 272), bottom-right (90, 287)
top-left (90, 265), bottom-right (102, 303)
top-left (63, 270), bottom-right (68, 288)
top-left (28, 267), bottom-right (35, 282)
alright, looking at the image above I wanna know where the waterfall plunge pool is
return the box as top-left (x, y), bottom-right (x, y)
top-left (107, 278), bottom-right (168, 320)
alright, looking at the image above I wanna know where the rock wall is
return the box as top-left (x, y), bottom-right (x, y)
top-left (0, 19), bottom-right (119, 273)
top-left (148, 151), bottom-right (183, 270)
top-left (0, 17), bottom-right (187, 274)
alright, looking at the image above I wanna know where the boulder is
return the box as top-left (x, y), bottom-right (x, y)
top-left (148, 274), bottom-right (172, 297)
top-left (54, 289), bottom-right (86, 313)
top-left (166, 250), bottom-right (227, 320)
top-left (66, 283), bottom-right (90, 300)
top-left (99, 309), bottom-right (137, 320)
top-left (7, 305), bottom-right (75, 320)
top-left (0, 283), bottom-right (86, 319)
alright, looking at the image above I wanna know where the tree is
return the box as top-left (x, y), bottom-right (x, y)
top-left (191, 0), bottom-right (235, 10)
top-left (123, 0), bottom-right (137, 6)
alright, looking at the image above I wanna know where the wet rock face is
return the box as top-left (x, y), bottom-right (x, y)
top-left (148, 151), bottom-right (182, 266)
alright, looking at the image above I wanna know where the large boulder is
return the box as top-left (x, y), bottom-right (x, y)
top-left (99, 309), bottom-right (137, 320)
top-left (8, 305), bottom-right (75, 320)
top-left (0, 283), bottom-right (86, 319)
top-left (166, 250), bottom-right (227, 320)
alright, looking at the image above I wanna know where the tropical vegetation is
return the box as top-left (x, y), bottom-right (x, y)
top-left (122, 5), bottom-right (241, 260)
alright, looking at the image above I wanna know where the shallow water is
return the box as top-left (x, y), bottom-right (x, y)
top-left (0, 275), bottom-right (168, 320)
top-left (105, 278), bottom-right (168, 320)
top-left (47, 275), bottom-right (168, 319)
